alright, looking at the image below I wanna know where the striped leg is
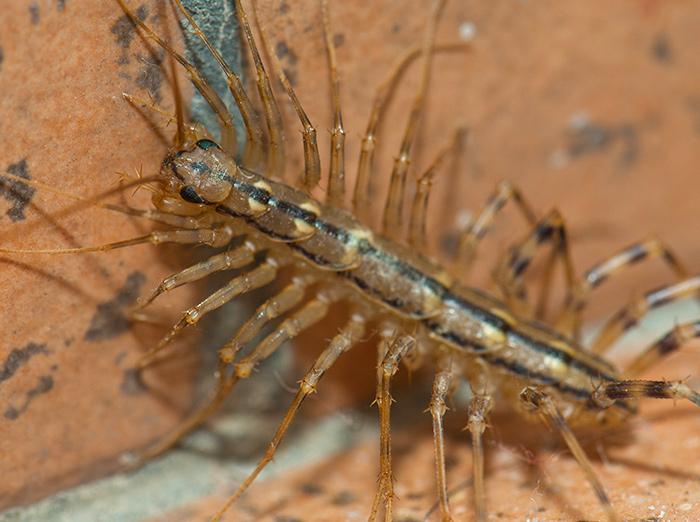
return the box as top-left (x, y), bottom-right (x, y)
top-left (588, 276), bottom-right (700, 355)
top-left (210, 312), bottom-right (368, 522)
top-left (592, 379), bottom-right (700, 408)
top-left (625, 320), bottom-right (700, 376)
top-left (555, 238), bottom-right (689, 341)
top-left (454, 180), bottom-right (538, 281)
top-left (368, 332), bottom-right (417, 522)
top-left (520, 387), bottom-right (619, 522)
top-left (492, 209), bottom-right (575, 321)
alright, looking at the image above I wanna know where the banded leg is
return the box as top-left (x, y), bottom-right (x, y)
top-left (0, 225), bottom-right (236, 256)
top-left (210, 312), bottom-right (367, 522)
top-left (520, 387), bottom-right (619, 522)
top-left (427, 355), bottom-right (456, 522)
top-left (467, 393), bottom-right (493, 522)
top-left (172, 0), bottom-right (265, 168)
top-left (625, 320), bottom-right (700, 376)
top-left (133, 277), bottom-right (317, 462)
top-left (138, 241), bottom-right (257, 309)
top-left (116, 0), bottom-right (238, 154)
top-left (592, 379), bottom-right (700, 408)
top-left (588, 276), bottom-right (700, 355)
top-left (556, 238), bottom-right (690, 340)
top-left (137, 256), bottom-right (283, 369)
top-left (492, 209), bottom-right (575, 320)
top-left (454, 180), bottom-right (538, 280)
top-left (381, 0), bottom-right (446, 240)
top-left (369, 333), bottom-right (417, 522)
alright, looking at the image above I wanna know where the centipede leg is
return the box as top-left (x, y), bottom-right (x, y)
top-left (454, 180), bottom-right (538, 280)
top-left (588, 276), bottom-right (700, 355)
top-left (251, 0), bottom-right (321, 191)
top-left (116, 0), bottom-right (238, 154)
top-left (592, 378), bottom-right (700, 408)
top-left (467, 393), bottom-right (493, 522)
top-left (137, 241), bottom-right (257, 310)
top-left (555, 238), bottom-right (690, 341)
top-left (381, 0), bottom-right (446, 240)
top-left (427, 356), bottom-right (456, 522)
top-left (520, 387), bottom-right (619, 522)
top-left (492, 209), bottom-right (575, 321)
top-left (235, 0), bottom-right (286, 179)
top-left (369, 332), bottom-right (417, 522)
top-left (353, 43), bottom-right (468, 221)
top-left (624, 320), bottom-right (700, 376)
top-left (210, 312), bottom-right (367, 522)
top-left (134, 277), bottom-right (317, 461)
top-left (172, 0), bottom-right (265, 168)
top-left (137, 256), bottom-right (283, 369)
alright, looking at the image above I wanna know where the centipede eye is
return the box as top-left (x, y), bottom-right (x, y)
top-left (196, 139), bottom-right (219, 150)
top-left (179, 185), bottom-right (206, 204)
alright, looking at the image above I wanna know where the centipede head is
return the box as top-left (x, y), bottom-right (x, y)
top-left (159, 137), bottom-right (235, 210)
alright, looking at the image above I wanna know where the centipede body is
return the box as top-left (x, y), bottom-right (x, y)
top-left (4, 1), bottom-right (700, 520)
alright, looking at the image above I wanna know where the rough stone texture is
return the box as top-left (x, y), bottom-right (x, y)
top-left (0, 0), bottom-right (200, 509)
top-left (4, 0), bottom-right (700, 520)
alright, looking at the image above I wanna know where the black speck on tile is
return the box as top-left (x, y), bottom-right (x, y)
top-left (4, 374), bottom-right (54, 420)
top-left (331, 490), bottom-right (357, 506)
top-left (300, 482), bottom-right (323, 495)
top-left (29, 3), bottom-right (40, 25)
top-left (1, 158), bottom-right (37, 222)
top-left (120, 368), bottom-right (146, 395)
top-left (652, 33), bottom-right (672, 63)
top-left (111, 4), bottom-right (148, 50)
top-left (84, 271), bottom-right (146, 341)
top-left (333, 33), bottom-right (345, 48)
top-left (0, 342), bottom-right (49, 385)
top-left (57, 0), bottom-right (66, 12)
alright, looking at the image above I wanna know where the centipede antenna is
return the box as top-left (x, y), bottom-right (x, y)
top-left (115, 0), bottom-right (238, 155)
top-left (234, 0), bottom-right (286, 179)
top-left (353, 42), bottom-right (468, 222)
top-left (382, 0), bottom-right (446, 239)
top-left (0, 235), bottom-right (153, 255)
top-left (409, 128), bottom-right (463, 249)
top-left (171, 0), bottom-right (265, 167)
top-left (321, 0), bottom-right (346, 206)
top-left (251, 0), bottom-right (321, 192)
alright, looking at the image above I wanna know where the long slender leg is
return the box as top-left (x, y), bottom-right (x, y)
top-left (251, 0), bottom-right (321, 191)
top-left (368, 333), bottom-right (417, 522)
top-left (0, 224), bottom-right (236, 255)
top-left (467, 393), bottom-right (493, 522)
top-left (321, 0), bottom-right (347, 205)
top-left (133, 277), bottom-right (317, 462)
top-left (137, 241), bottom-right (257, 309)
top-left (588, 276), bottom-right (700, 355)
top-left (381, 0), bottom-right (446, 240)
top-left (353, 43), bottom-right (467, 221)
top-left (137, 256), bottom-right (284, 369)
top-left (233, 287), bottom-right (345, 379)
top-left (115, 0), bottom-right (238, 155)
top-left (409, 129), bottom-right (463, 250)
top-left (210, 312), bottom-right (368, 522)
top-left (519, 387), bottom-right (619, 522)
top-left (235, 0), bottom-right (286, 179)
top-left (625, 320), bottom-right (700, 376)
top-left (492, 209), bottom-right (575, 320)
top-left (591, 379), bottom-right (700, 408)
top-left (218, 274), bottom-right (317, 363)
top-left (172, 0), bottom-right (265, 168)
top-left (555, 238), bottom-right (690, 339)
top-left (427, 354), bottom-right (456, 522)
top-left (454, 180), bottom-right (538, 280)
